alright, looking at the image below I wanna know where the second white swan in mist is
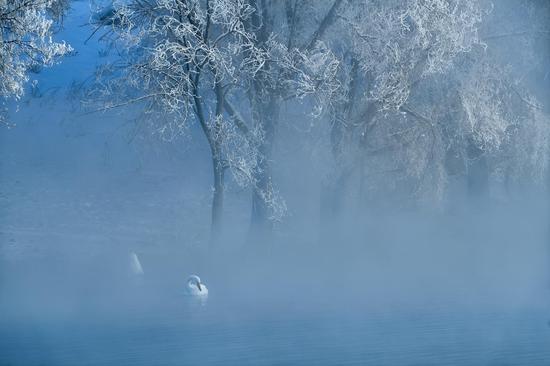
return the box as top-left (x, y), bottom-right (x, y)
top-left (130, 252), bottom-right (144, 275)
top-left (186, 275), bottom-right (208, 297)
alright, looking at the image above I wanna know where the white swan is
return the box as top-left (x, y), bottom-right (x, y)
top-left (186, 275), bottom-right (208, 297)
top-left (130, 252), bottom-right (144, 275)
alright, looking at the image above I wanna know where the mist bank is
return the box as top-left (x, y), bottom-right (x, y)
top-left (2, 199), bottom-right (548, 320)
top-left (2, 102), bottom-right (550, 318)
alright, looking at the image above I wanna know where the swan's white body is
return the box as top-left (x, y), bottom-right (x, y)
top-left (130, 252), bottom-right (144, 275)
top-left (186, 275), bottom-right (208, 297)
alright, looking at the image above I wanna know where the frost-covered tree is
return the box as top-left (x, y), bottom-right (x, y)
top-left (320, 0), bottom-right (549, 213)
top-left (88, 0), bottom-right (549, 242)
top-left (413, 0), bottom-right (550, 202)
top-left (90, 0), bottom-right (338, 243)
top-left (239, 0), bottom-right (341, 238)
top-left (471, 0), bottom-right (550, 196)
top-left (317, 0), bottom-right (485, 212)
top-left (0, 0), bottom-right (72, 124)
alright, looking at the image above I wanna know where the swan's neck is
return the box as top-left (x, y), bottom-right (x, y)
top-left (188, 280), bottom-right (202, 291)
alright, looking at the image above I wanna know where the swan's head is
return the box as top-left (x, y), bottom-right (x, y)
top-left (187, 275), bottom-right (204, 292)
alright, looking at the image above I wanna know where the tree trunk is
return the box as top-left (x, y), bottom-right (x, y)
top-left (466, 137), bottom-right (489, 200)
top-left (210, 155), bottom-right (224, 245)
top-left (210, 84), bottom-right (225, 246)
top-left (467, 155), bottom-right (489, 200)
top-left (248, 96), bottom-right (279, 243)
top-left (320, 58), bottom-right (361, 229)
top-left (194, 82), bottom-right (226, 246)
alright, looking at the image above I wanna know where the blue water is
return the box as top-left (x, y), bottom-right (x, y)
top-left (2, 290), bottom-right (549, 365)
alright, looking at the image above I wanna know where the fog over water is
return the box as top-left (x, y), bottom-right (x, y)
top-left (1, 0), bottom-right (550, 365)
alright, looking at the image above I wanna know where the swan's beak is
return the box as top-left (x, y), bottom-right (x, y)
top-left (197, 282), bottom-right (203, 292)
